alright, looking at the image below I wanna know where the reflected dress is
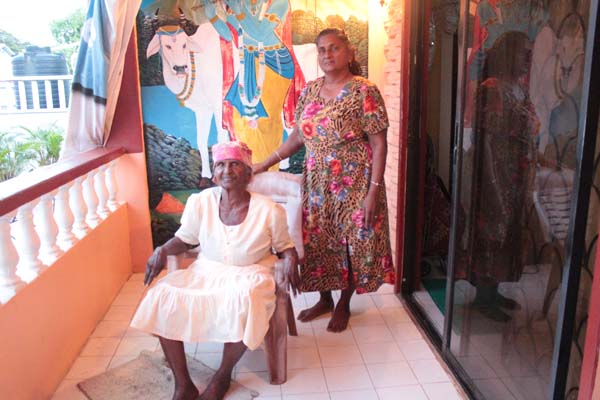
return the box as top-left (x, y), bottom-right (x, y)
top-left (130, 188), bottom-right (294, 350)
top-left (295, 76), bottom-right (395, 294)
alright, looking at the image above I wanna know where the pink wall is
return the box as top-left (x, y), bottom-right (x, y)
top-left (0, 207), bottom-right (132, 400)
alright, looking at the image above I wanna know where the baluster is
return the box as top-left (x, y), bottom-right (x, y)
top-left (83, 171), bottom-right (100, 227)
top-left (34, 191), bottom-right (63, 264)
top-left (95, 165), bottom-right (110, 219)
top-left (70, 176), bottom-right (90, 238)
top-left (55, 182), bottom-right (77, 250)
top-left (0, 211), bottom-right (25, 304)
top-left (106, 160), bottom-right (119, 211)
top-left (14, 200), bottom-right (46, 283)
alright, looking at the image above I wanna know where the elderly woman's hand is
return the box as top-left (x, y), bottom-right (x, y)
top-left (144, 246), bottom-right (167, 286)
top-left (279, 247), bottom-right (301, 296)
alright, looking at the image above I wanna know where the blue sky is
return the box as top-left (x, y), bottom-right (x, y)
top-left (0, 0), bottom-right (86, 47)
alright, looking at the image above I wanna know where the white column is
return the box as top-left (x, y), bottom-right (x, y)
top-left (82, 171), bottom-right (100, 228)
top-left (0, 211), bottom-right (25, 304)
top-left (54, 182), bottom-right (78, 250)
top-left (106, 159), bottom-right (119, 211)
top-left (34, 191), bottom-right (63, 265)
top-left (70, 176), bottom-right (90, 238)
top-left (95, 165), bottom-right (110, 219)
top-left (14, 199), bottom-right (46, 283)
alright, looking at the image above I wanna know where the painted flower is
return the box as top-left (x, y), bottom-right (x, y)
top-left (345, 161), bottom-right (357, 173)
top-left (316, 125), bottom-right (327, 137)
top-left (351, 209), bottom-right (364, 228)
top-left (343, 131), bottom-right (355, 140)
top-left (319, 116), bottom-right (331, 127)
top-left (341, 176), bottom-right (353, 186)
top-left (309, 191), bottom-right (323, 207)
top-left (301, 121), bottom-right (315, 138)
top-left (306, 156), bottom-right (316, 171)
top-left (336, 189), bottom-right (348, 201)
top-left (303, 102), bottom-right (324, 119)
top-left (330, 159), bottom-right (342, 176)
top-left (363, 95), bottom-right (378, 114)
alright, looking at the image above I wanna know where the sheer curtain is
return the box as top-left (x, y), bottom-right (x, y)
top-left (61, 0), bottom-right (141, 157)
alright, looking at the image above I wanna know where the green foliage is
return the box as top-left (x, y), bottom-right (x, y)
top-left (50, 9), bottom-right (85, 46)
top-left (0, 124), bottom-right (64, 182)
top-left (0, 131), bottom-right (34, 182)
top-left (16, 124), bottom-right (64, 166)
top-left (0, 29), bottom-right (30, 54)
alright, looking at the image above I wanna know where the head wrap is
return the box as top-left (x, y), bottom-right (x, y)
top-left (212, 141), bottom-right (253, 168)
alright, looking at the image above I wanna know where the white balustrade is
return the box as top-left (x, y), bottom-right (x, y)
top-left (0, 153), bottom-right (123, 301)
top-left (0, 211), bottom-right (25, 304)
top-left (106, 160), bottom-right (119, 211)
top-left (14, 199), bottom-right (46, 283)
top-left (54, 183), bottom-right (77, 250)
top-left (34, 191), bottom-right (64, 265)
top-left (95, 165), bottom-right (110, 219)
top-left (70, 176), bottom-right (91, 238)
top-left (83, 171), bottom-right (100, 228)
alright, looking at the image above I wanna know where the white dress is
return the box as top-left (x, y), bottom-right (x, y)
top-left (130, 188), bottom-right (294, 350)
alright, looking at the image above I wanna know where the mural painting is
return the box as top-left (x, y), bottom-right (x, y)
top-left (137, 0), bottom-right (369, 246)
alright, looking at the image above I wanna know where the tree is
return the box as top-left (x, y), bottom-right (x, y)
top-left (0, 29), bottom-right (30, 54)
top-left (50, 9), bottom-right (85, 46)
top-left (50, 8), bottom-right (85, 72)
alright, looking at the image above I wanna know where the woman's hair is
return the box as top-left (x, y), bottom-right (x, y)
top-left (483, 31), bottom-right (531, 80)
top-left (315, 28), bottom-right (362, 76)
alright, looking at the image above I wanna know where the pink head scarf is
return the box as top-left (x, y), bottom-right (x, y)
top-left (212, 141), bottom-right (253, 168)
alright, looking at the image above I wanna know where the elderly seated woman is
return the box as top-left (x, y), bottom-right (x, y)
top-left (131, 141), bottom-right (300, 400)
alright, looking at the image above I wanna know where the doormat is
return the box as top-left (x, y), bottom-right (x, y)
top-left (77, 350), bottom-right (259, 400)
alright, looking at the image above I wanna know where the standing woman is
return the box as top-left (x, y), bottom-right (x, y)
top-left (254, 28), bottom-right (395, 332)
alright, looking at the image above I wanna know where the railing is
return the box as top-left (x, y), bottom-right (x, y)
top-left (0, 75), bottom-right (72, 113)
top-left (0, 147), bottom-right (126, 304)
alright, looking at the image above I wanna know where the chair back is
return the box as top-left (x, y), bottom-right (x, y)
top-left (247, 171), bottom-right (304, 259)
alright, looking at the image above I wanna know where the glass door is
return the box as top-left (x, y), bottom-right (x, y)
top-left (444, 1), bottom-right (599, 399)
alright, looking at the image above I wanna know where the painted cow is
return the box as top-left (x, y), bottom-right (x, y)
top-left (147, 16), bottom-right (230, 180)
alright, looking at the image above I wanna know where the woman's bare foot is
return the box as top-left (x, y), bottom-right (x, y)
top-left (297, 297), bottom-right (334, 322)
top-left (199, 371), bottom-right (231, 400)
top-left (172, 381), bottom-right (199, 400)
top-left (327, 301), bottom-right (351, 332)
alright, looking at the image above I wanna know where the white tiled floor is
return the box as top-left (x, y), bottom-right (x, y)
top-left (52, 273), bottom-right (467, 400)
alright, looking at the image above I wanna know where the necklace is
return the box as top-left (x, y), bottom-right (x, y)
top-left (237, 29), bottom-right (266, 114)
top-left (175, 52), bottom-right (196, 106)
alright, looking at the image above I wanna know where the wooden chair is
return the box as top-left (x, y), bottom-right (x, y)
top-left (167, 171), bottom-right (303, 384)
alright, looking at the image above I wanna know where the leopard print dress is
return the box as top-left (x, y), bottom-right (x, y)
top-left (294, 76), bottom-right (395, 294)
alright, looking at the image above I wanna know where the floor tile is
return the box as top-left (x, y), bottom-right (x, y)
top-left (409, 359), bottom-right (451, 383)
top-left (235, 371), bottom-right (281, 397)
top-left (373, 284), bottom-right (395, 294)
top-left (314, 327), bottom-right (356, 347)
top-left (379, 307), bottom-right (412, 324)
top-left (196, 341), bottom-right (225, 353)
top-left (65, 356), bottom-right (111, 380)
top-left (366, 361), bottom-right (419, 387)
top-left (103, 305), bottom-right (136, 321)
top-left (376, 385), bottom-right (429, 400)
top-left (283, 393), bottom-right (330, 400)
top-left (80, 337), bottom-right (120, 357)
top-left (329, 388), bottom-right (379, 399)
top-left (123, 326), bottom-right (152, 337)
top-left (422, 382), bottom-right (466, 399)
top-left (472, 378), bottom-right (517, 400)
top-left (457, 355), bottom-right (497, 379)
top-left (349, 293), bottom-right (376, 311)
top-left (351, 324), bottom-right (394, 343)
top-left (318, 344), bottom-right (363, 367)
top-left (237, 349), bottom-right (269, 373)
top-left (254, 396), bottom-right (282, 400)
top-left (111, 292), bottom-right (144, 306)
top-left (371, 293), bottom-right (403, 309)
top-left (358, 341), bottom-right (405, 364)
top-left (113, 336), bottom-right (158, 356)
top-left (287, 346), bottom-right (321, 369)
top-left (323, 364), bottom-right (373, 391)
top-left (349, 308), bottom-right (385, 326)
top-left (90, 320), bottom-right (129, 338)
top-left (196, 352), bottom-right (222, 371)
top-left (398, 339), bottom-right (436, 360)
top-left (280, 368), bottom-right (328, 395)
top-left (287, 330), bottom-right (317, 349)
top-left (389, 322), bottom-right (424, 342)
top-left (51, 379), bottom-right (88, 400)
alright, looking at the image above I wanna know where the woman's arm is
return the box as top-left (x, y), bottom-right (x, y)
top-left (363, 130), bottom-right (388, 229)
top-left (277, 247), bottom-right (301, 296)
top-left (253, 126), bottom-right (304, 173)
top-left (144, 237), bottom-right (197, 286)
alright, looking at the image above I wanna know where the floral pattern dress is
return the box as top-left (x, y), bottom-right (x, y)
top-left (294, 76), bottom-right (395, 294)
